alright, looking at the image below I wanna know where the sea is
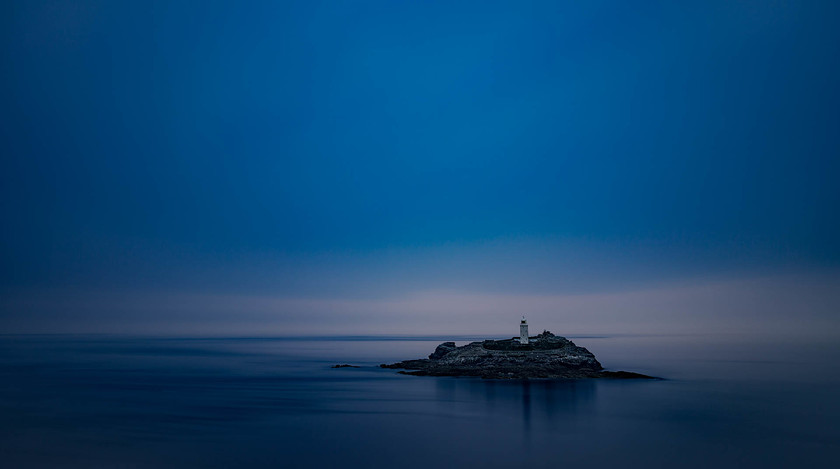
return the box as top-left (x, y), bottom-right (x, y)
top-left (1, 333), bottom-right (838, 468)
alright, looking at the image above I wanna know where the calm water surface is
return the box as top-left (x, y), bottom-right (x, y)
top-left (1, 334), bottom-right (838, 468)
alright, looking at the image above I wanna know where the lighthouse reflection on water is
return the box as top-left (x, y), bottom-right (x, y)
top-left (433, 372), bottom-right (597, 437)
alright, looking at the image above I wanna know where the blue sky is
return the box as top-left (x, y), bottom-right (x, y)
top-left (2, 1), bottom-right (839, 335)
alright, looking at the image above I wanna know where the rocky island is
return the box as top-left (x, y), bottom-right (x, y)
top-left (380, 330), bottom-right (658, 380)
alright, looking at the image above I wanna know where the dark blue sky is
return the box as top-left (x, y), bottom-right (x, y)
top-left (2, 1), bottom-right (839, 334)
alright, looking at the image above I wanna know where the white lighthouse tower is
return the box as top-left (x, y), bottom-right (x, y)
top-left (519, 316), bottom-right (529, 344)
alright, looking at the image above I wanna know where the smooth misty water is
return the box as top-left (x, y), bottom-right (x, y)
top-left (1, 334), bottom-right (838, 468)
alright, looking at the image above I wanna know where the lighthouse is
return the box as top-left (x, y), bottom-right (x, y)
top-left (520, 317), bottom-right (529, 344)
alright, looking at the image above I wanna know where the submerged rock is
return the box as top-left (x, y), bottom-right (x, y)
top-left (331, 364), bottom-right (360, 368)
top-left (380, 331), bottom-right (658, 380)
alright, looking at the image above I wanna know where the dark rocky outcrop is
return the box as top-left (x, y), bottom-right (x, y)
top-left (429, 342), bottom-right (457, 359)
top-left (331, 364), bottom-right (360, 368)
top-left (380, 331), bottom-right (659, 380)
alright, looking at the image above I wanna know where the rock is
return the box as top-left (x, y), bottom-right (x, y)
top-left (380, 359), bottom-right (427, 369)
top-left (380, 333), bottom-right (659, 380)
top-left (429, 342), bottom-right (457, 359)
top-left (331, 364), bottom-right (360, 368)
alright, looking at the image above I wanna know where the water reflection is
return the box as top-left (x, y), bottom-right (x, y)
top-left (522, 380), bottom-right (531, 436)
top-left (434, 377), bottom-right (597, 436)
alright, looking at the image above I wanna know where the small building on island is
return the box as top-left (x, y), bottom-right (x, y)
top-left (520, 317), bottom-right (529, 345)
